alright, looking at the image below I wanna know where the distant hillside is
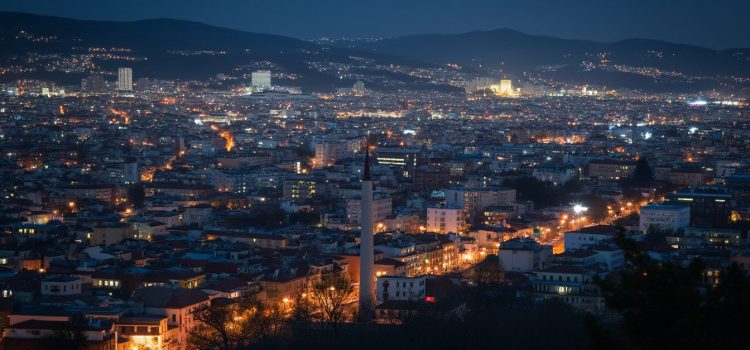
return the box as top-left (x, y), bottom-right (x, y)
top-left (348, 29), bottom-right (750, 92)
top-left (0, 12), bottom-right (455, 92)
top-left (2, 12), bottom-right (749, 93)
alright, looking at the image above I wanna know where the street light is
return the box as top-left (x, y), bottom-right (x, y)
top-left (573, 204), bottom-right (588, 214)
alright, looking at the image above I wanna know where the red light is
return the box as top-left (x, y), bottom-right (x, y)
top-left (425, 296), bottom-right (436, 303)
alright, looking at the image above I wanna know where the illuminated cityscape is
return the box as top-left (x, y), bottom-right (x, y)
top-left (0, 2), bottom-right (749, 350)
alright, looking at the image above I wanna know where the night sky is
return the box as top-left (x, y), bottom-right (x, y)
top-left (1, 0), bottom-right (748, 49)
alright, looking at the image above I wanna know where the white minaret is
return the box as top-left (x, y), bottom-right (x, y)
top-left (359, 148), bottom-right (375, 321)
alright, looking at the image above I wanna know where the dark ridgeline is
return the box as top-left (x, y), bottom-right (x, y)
top-left (0, 12), bottom-right (454, 91)
top-left (2, 12), bottom-right (749, 92)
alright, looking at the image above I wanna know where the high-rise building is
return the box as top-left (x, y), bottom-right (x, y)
top-left (117, 68), bottom-right (133, 91)
top-left (251, 70), bottom-right (272, 90)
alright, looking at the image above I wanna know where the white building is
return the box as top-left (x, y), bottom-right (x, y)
top-left (639, 203), bottom-right (691, 233)
top-left (564, 225), bottom-right (618, 251)
top-left (498, 237), bottom-right (551, 272)
top-left (376, 275), bottom-right (427, 302)
top-left (117, 67), bottom-right (133, 91)
top-left (426, 206), bottom-right (467, 234)
top-left (41, 276), bottom-right (83, 296)
top-left (592, 245), bottom-right (625, 270)
top-left (251, 70), bottom-right (272, 90)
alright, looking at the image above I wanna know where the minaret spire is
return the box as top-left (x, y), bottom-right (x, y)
top-left (363, 148), bottom-right (371, 181)
top-left (359, 145), bottom-right (374, 321)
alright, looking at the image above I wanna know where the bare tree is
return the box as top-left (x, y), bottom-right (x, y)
top-left (241, 297), bottom-right (288, 342)
top-left (188, 300), bottom-right (239, 350)
top-left (188, 295), bottom-right (288, 350)
top-left (305, 273), bottom-right (356, 330)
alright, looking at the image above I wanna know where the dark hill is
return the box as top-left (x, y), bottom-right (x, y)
top-left (0, 12), bottom-right (454, 92)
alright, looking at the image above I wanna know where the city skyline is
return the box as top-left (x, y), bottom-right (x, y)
top-left (0, 4), bottom-right (748, 350)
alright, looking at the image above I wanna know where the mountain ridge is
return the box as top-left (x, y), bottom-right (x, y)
top-left (1, 11), bottom-right (749, 93)
top-left (0, 11), bottom-right (459, 92)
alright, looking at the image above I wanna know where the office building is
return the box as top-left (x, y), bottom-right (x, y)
top-left (375, 147), bottom-right (420, 178)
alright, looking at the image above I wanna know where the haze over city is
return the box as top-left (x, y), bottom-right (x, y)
top-left (0, 1), bottom-right (749, 350)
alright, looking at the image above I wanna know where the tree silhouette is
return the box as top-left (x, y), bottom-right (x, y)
top-left (591, 232), bottom-right (750, 350)
top-left (631, 157), bottom-right (653, 186)
top-left (295, 273), bottom-right (355, 332)
top-left (188, 295), bottom-right (287, 350)
top-left (45, 313), bottom-right (88, 350)
top-left (127, 184), bottom-right (146, 208)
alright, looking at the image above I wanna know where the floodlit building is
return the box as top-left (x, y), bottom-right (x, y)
top-left (489, 79), bottom-right (514, 96)
top-left (376, 275), bottom-right (427, 302)
top-left (251, 70), bottom-right (272, 90)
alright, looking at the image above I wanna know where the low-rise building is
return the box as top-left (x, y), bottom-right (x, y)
top-left (498, 237), bottom-right (552, 272)
top-left (532, 265), bottom-right (605, 313)
top-left (639, 203), bottom-right (691, 233)
top-left (564, 225), bottom-right (618, 251)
